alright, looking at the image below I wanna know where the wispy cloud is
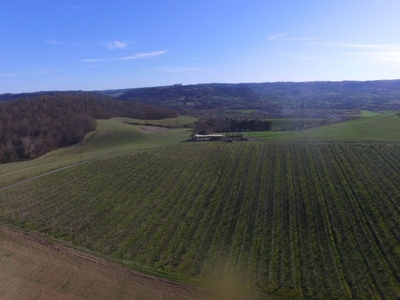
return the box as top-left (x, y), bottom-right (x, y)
top-left (308, 41), bottom-right (400, 50)
top-left (47, 39), bottom-right (134, 50)
top-left (372, 51), bottom-right (400, 63)
top-left (268, 33), bottom-right (287, 40)
top-left (309, 42), bottom-right (400, 64)
top-left (119, 51), bottom-right (167, 60)
top-left (70, 5), bottom-right (83, 10)
top-left (46, 39), bottom-right (88, 47)
top-left (46, 39), bottom-right (66, 45)
top-left (106, 41), bottom-right (129, 50)
top-left (79, 50), bottom-right (167, 62)
top-left (341, 50), bottom-right (400, 64)
top-left (272, 35), bottom-right (400, 65)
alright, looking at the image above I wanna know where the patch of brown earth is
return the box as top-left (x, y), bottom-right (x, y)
top-left (0, 226), bottom-right (242, 300)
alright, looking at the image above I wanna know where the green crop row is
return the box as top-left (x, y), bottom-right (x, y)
top-left (0, 142), bottom-right (399, 299)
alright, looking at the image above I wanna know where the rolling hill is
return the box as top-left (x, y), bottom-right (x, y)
top-left (0, 116), bottom-right (195, 189)
top-left (1, 140), bottom-right (399, 299)
top-left (0, 111), bottom-right (399, 299)
top-left (252, 113), bottom-right (400, 141)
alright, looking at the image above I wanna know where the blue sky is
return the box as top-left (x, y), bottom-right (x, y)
top-left (1, 0), bottom-right (400, 93)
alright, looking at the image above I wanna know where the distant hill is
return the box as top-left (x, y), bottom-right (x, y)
top-left (110, 80), bottom-right (400, 115)
top-left (0, 90), bottom-right (92, 101)
top-left (2, 80), bottom-right (400, 117)
top-left (246, 80), bottom-right (400, 110)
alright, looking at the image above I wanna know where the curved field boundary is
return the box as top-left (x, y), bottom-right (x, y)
top-left (0, 226), bottom-right (250, 300)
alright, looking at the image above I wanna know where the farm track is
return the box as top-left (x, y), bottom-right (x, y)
top-left (0, 142), bottom-right (399, 299)
top-left (0, 162), bottom-right (86, 192)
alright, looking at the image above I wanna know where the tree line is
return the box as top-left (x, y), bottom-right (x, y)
top-left (193, 117), bottom-right (271, 134)
top-left (0, 94), bottom-right (178, 163)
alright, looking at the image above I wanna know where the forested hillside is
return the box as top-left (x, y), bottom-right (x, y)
top-left (0, 94), bottom-right (177, 163)
top-left (114, 83), bottom-right (278, 117)
top-left (247, 80), bottom-right (400, 111)
top-left (3, 80), bottom-right (400, 119)
top-left (110, 80), bottom-right (400, 117)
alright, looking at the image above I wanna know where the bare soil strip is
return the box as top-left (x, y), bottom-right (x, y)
top-left (0, 226), bottom-right (237, 300)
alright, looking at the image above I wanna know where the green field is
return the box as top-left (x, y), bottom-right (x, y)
top-left (0, 117), bottom-right (193, 188)
top-left (120, 115), bottom-right (197, 127)
top-left (345, 110), bottom-right (394, 117)
top-left (267, 118), bottom-right (327, 131)
top-left (1, 142), bottom-right (399, 299)
top-left (251, 113), bottom-right (400, 141)
top-left (1, 113), bottom-right (400, 299)
top-left (352, 110), bottom-right (381, 117)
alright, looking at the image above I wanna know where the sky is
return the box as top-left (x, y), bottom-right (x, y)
top-left (1, 0), bottom-right (400, 93)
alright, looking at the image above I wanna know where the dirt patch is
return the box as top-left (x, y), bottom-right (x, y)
top-left (0, 226), bottom-right (235, 300)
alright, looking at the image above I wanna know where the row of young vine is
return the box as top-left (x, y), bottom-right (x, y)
top-left (0, 142), bottom-right (399, 299)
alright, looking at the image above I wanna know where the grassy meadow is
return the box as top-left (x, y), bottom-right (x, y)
top-left (0, 116), bottom-right (194, 188)
top-left (267, 118), bottom-right (327, 131)
top-left (251, 113), bottom-right (400, 141)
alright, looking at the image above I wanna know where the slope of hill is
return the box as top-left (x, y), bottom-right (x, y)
top-left (1, 142), bottom-right (399, 299)
top-left (0, 117), bottom-right (194, 188)
top-left (2, 112), bottom-right (395, 190)
top-left (1, 83), bottom-right (400, 299)
top-left (251, 113), bottom-right (400, 141)
top-left (0, 94), bottom-right (178, 163)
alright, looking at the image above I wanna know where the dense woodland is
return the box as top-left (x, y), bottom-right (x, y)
top-left (193, 117), bottom-right (272, 134)
top-left (0, 94), bottom-right (177, 163)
